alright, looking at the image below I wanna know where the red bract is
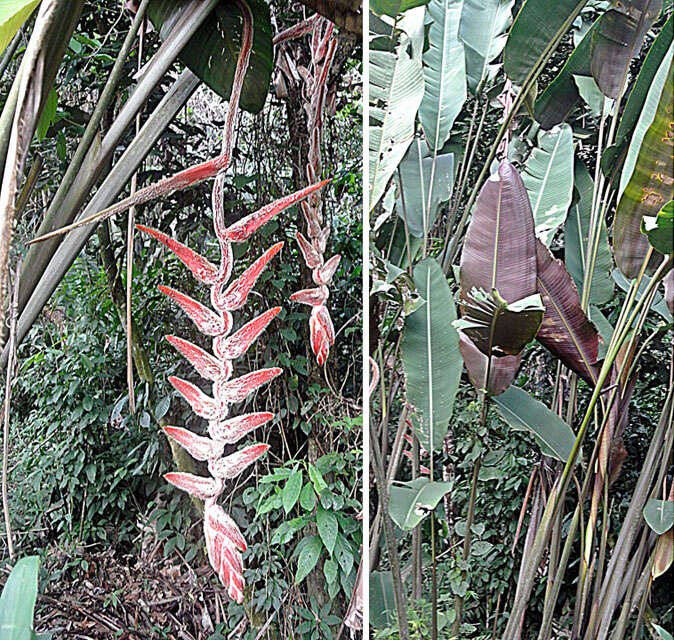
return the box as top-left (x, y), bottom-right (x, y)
top-left (314, 254), bottom-right (341, 285)
top-left (296, 231), bottom-right (322, 268)
top-left (212, 242), bottom-right (284, 311)
top-left (290, 286), bottom-right (329, 307)
top-left (136, 225), bottom-right (218, 285)
top-left (208, 412), bottom-right (274, 443)
top-left (164, 472), bottom-right (222, 500)
top-left (208, 443), bottom-right (270, 479)
top-left (213, 307), bottom-right (281, 361)
top-left (204, 502), bottom-right (247, 551)
top-left (159, 286), bottom-right (232, 336)
top-left (166, 335), bottom-right (231, 381)
top-left (163, 426), bottom-right (224, 461)
top-left (169, 376), bottom-right (223, 420)
top-left (214, 368), bottom-right (283, 404)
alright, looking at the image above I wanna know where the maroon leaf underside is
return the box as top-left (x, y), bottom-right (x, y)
top-left (535, 239), bottom-right (600, 385)
top-left (458, 333), bottom-right (522, 396)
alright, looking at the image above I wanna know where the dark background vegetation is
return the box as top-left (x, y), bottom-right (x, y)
top-left (1, 2), bottom-right (362, 638)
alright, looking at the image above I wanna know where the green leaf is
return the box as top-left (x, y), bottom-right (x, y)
top-left (402, 258), bottom-right (461, 452)
top-left (642, 201), bottom-right (674, 255)
top-left (308, 464), bottom-right (328, 494)
top-left (36, 89), bottom-right (57, 141)
top-left (370, 571), bottom-right (399, 629)
top-left (504, 0), bottom-right (586, 86)
top-left (0, 556), bottom-right (40, 639)
top-left (148, 0), bottom-right (272, 113)
top-left (573, 75), bottom-right (605, 116)
top-left (589, 0), bottom-right (661, 99)
top-left (282, 469), bottom-right (302, 514)
top-left (521, 124), bottom-right (574, 245)
top-left (644, 499), bottom-right (674, 535)
top-left (389, 478), bottom-right (452, 529)
top-left (316, 503), bottom-right (338, 556)
top-left (299, 483), bottom-right (316, 511)
top-left (295, 536), bottom-right (322, 584)
top-left (565, 161), bottom-right (614, 305)
top-left (395, 138), bottom-right (455, 237)
top-left (652, 624), bottom-right (674, 640)
top-left (323, 558), bottom-right (338, 584)
top-left (614, 45), bottom-right (673, 277)
top-left (419, 0), bottom-right (467, 152)
top-left (492, 386), bottom-right (576, 461)
top-left (612, 268), bottom-right (672, 322)
top-left (370, 0), bottom-right (430, 17)
top-left (458, 0), bottom-right (515, 93)
top-left (369, 32), bottom-right (425, 211)
top-left (534, 19), bottom-right (597, 129)
top-left (0, 0), bottom-right (40, 56)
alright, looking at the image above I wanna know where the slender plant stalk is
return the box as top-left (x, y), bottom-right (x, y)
top-left (1, 258), bottom-right (20, 561)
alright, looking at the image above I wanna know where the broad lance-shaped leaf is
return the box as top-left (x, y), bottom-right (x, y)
top-left (492, 385), bottom-right (576, 461)
top-left (208, 412), bottom-right (274, 443)
top-left (395, 139), bottom-right (454, 237)
top-left (0, 555), bottom-right (40, 640)
top-left (401, 258), bottom-right (461, 452)
top-left (652, 530), bottom-right (673, 580)
top-left (565, 161), bottom-right (614, 305)
top-left (213, 307), bottom-right (281, 361)
top-left (419, 0), bottom-right (467, 152)
top-left (602, 17), bottom-right (673, 182)
top-left (454, 288), bottom-right (544, 356)
top-left (208, 443), bottom-right (270, 479)
top-left (148, 0), bottom-right (272, 113)
top-left (212, 242), bottom-right (283, 311)
top-left (166, 335), bottom-right (231, 381)
top-left (389, 478), bottom-right (453, 530)
top-left (458, 0), bottom-right (515, 93)
top-left (504, 0), bottom-right (587, 86)
top-left (0, 1), bottom-right (41, 55)
top-left (534, 19), bottom-right (598, 129)
top-left (535, 239), bottom-right (599, 384)
top-left (521, 124), bottom-right (574, 245)
top-left (163, 426), bottom-right (224, 461)
top-left (136, 225), bottom-right (217, 284)
top-left (214, 367), bottom-right (283, 404)
top-left (665, 269), bottom-right (674, 316)
top-left (458, 333), bottom-right (522, 396)
top-left (159, 285), bottom-right (232, 336)
top-left (460, 160), bottom-right (538, 304)
top-left (614, 48), bottom-right (673, 278)
top-left (370, 0), bottom-right (430, 17)
top-left (225, 180), bottom-right (330, 243)
top-left (369, 31), bottom-right (425, 211)
top-left (590, 0), bottom-right (662, 99)
top-left (164, 472), bottom-right (222, 499)
top-left (641, 201), bottom-right (674, 255)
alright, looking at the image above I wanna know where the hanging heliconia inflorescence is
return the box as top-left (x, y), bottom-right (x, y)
top-left (136, 1), bottom-right (328, 603)
top-left (275, 14), bottom-right (340, 366)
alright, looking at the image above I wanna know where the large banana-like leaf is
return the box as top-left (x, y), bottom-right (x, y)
top-left (395, 138), bottom-right (454, 237)
top-left (536, 239), bottom-right (599, 385)
top-left (614, 50), bottom-right (673, 277)
top-left (459, 160), bottom-right (538, 303)
top-left (401, 258), bottom-right (461, 453)
top-left (0, 0), bottom-right (39, 55)
top-left (370, 0), bottom-right (429, 17)
top-left (0, 556), bottom-right (39, 640)
top-left (418, 0), bottom-right (466, 152)
top-left (503, 0), bottom-right (587, 86)
top-left (533, 20), bottom-right (597, 129)
top-left (521, 123), bottom-right (574, 245)
top-left (590, 0), bottom-right (662, 99)
top-left (602, 17), bottom-right (673, 181)
top-left (389, 478), bottom-right (453, 529)
top-left (458, 333), bottom-right (522, 395)
top-left (665, 269), bottom-right (674, 316)
top-left (492, 386), bottom-right (576, 461)
top-left (565, 161), bottom-right (613, 305)
top-left (369, 32), bottom-right (425, 211)
top-left (458, 0), bottom-right (514, 93)
top-left (148, 0), bottom-right (272, 113)
top-left (642, 201), bottom-right (674, 255)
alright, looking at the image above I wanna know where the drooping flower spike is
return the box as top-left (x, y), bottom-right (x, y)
top-left (276, 14), bottom-right (340, 366)
top-left (131, 1), bottom-right (328, 603)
